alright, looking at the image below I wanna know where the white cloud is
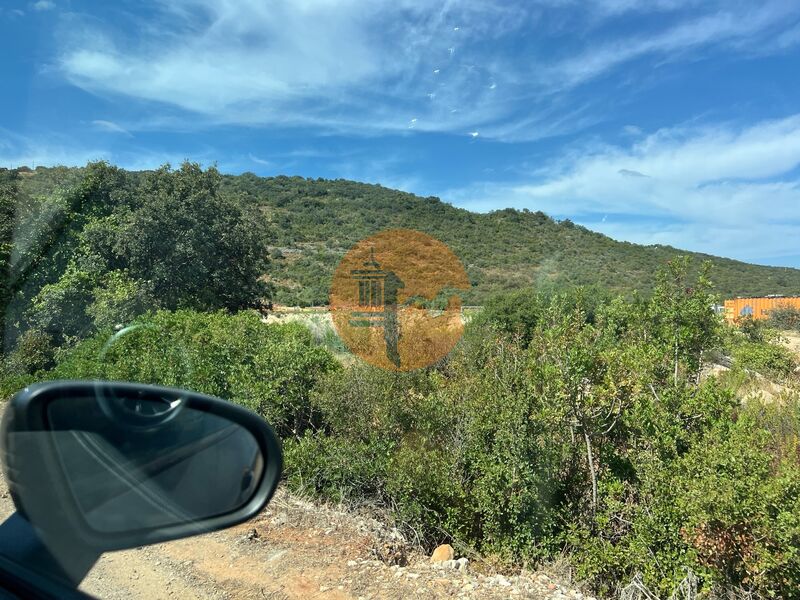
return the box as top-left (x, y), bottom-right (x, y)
top-left (32, 0), bottom-right (55, 11)
top-left (446, 114), bottom-right (800, 263)
top-left (0, 129), bottom-right (106, 168)
top-left (546, 1), bottom-right (799, 90)
top-left (54, 0), bottom-right (800, 140)
top-left (91, 119), bottom-right (131, 136)
top-left (0, 129), bottom-right (213, 172)
top-left (248, 153), bottom-right (273, 167)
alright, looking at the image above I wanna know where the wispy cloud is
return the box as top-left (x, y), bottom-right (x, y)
top-left (446, 114), bottom-right (800, 262)
top-left (31, 0), bottom-right (55, 11)
top-left (0, 129), bottom-right (211, 172)
top-left (0, 143), bottom-right (108, 169)
top-left (546, 1), bottom-right (799, 90)
top-left (248, 153), bottom-right (273, 168)
top-left (91, 119), bottom-right (131, 136)
top-left (54, 0), bottom-right (800, 140)
top-left (2, 8), bottom-right (26, 18)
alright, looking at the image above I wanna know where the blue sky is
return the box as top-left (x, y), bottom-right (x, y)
top-left (2, 1), bottom-right (800, 267)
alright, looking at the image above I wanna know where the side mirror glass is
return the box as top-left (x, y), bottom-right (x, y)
top-left (1, 381), bottom-right (282, 551)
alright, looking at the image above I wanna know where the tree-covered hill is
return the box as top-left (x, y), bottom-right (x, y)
top-left (12, 165), bottom-right (800, 306)
top-left (220, 172), bottom-right (800, 305)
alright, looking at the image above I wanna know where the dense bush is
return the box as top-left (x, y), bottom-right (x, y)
top-left (0, 170), bottom-right (16, 333)
top-left (722, 317), bottom-right (798, 379)
top-left (2, 328), bottom-right (56, 375)
top-left (1, 310), bottom-right (338, 438)
top-left (732, 339), bottom-right (797, 378)
top-left (282, 262), bottom-right (800, 597)
top-left (1, 250), bottom-right (797, 596)
top-left (770, 304), bottom-right (800, 331)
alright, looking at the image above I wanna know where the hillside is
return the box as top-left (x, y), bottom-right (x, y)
top-left (222, 173), bottom-right (800, 305)
top-left (14, 166), bottom-right (800, 306)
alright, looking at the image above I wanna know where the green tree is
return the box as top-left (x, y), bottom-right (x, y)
top-left (649, 257), bottom-right (720, 385)
top-left (116, 163), bottom-right (271, 311)
top-left (0, 169), bottom-right (17, 345)
top-left (4, 162), bottom-right (128, 349)
top-left (87, 270), bottom-right (155, 330)
top-left (25, 265), bottom-right (95, 344)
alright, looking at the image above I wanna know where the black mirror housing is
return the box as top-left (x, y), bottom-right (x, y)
top-left (1, 381), bottom-right (282, 553)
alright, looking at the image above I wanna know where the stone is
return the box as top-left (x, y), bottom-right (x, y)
top-left (430, 544), bottom-right (455, 562)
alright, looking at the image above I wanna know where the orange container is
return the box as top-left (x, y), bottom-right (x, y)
top-left (723, 296), bottom-right (800, 323)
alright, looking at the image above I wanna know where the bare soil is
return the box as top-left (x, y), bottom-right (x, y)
top-left (0, 473), bottom-right (595, 600)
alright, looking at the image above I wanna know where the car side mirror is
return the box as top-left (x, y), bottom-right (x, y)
top-left (0, 381), bottom-right (282, 554)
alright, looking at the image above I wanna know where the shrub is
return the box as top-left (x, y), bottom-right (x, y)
top-left (283, 431), bottom-right (393, 503)
top-left (732, 339), bottom-right (796, 378)
top-left (2, 328), bottom-right (56, 374)
top-left (25, 265), bottom-right (95, 344)
top-left (769, 304), bottom-right (800, 331)
top-left (672, 403), bottom-right (800, 597)
top-left (285, 264), bottom-right (800, 597)
top-left (87, 270), bottom-right (154, 330)
top-left (3, 310), bottom-right (338, 438)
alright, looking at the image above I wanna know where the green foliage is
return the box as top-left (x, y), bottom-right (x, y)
top-left (769, 304), bottom-right (800, 331)
top-left (281, 264), bottom-right (799, 597)
top-left (211, 172), bottom-right (800, 305)
top-left (475, 288), bottom-right (547, 345)
top-left (16, 167), bottom-right (800, 308)
top-left (671, 406), bottom-right (800, 596)
top-left (648, 258), bottom-right (721, 382)
top-left (737, 315), bottom-right (773, 343)
top-left (86, 271), bottom-right (155, 331)
top-left (284, 431), bottom-right (393, 503)
top-left (580, 399), bottom-right (800, 597)
top-left (116, 163), bottom-right (271, 311)
top-left (2, 328), bottom-right (56, 375)
top-left (8, 162), bottom-right (129, 316)
top-left (732, 339), bottom-right (797, 378)
top-left (0, 169), bottom-right (17, 338)
top-left (721, 317), bottom-right (798, 379)
top-left (3, 162), bottom-right (272, 366)
top-left (25, 265), bottom-right (96, 343)
top-left (5, 310), bottom-right (338, 438)
top-left (5, 165), bottom-right (800, 597)
top-left (284, 365), bottom-right (464, 540)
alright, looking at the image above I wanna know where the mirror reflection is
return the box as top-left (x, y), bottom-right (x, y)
top-left (45, 392), bottom-right (264, 533)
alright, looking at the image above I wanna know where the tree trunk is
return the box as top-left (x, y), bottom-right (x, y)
top-left (583, 430), bottom-right (597, 512)
top-left (674, 340), bottom-right (679, 385)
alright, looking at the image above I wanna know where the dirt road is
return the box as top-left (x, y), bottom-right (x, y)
top-left (0, 473), bottom-right (594, 600)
